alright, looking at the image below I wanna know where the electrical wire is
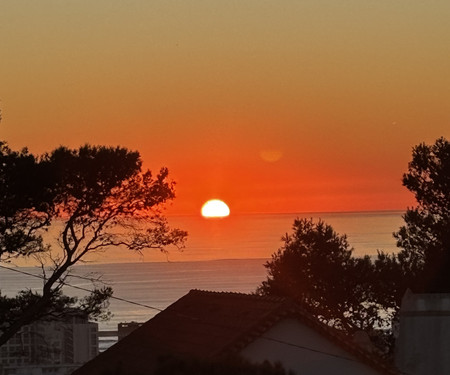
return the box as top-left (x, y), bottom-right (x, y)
top-left (0, 264), bottom-right (406, 374)
top-left (0, 264), bottom-right (163, 312)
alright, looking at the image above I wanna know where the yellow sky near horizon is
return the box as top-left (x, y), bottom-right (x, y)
top-left (1, 1), bottom-right (449, 214)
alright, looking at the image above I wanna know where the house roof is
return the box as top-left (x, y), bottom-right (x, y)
top-left (73, 290), bottom-right (399, 375)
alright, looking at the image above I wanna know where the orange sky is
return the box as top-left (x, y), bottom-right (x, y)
top-left (1, 1), bottom-right (449, 215)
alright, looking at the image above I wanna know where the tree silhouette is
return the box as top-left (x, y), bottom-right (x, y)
top-left (257, 137), bottom-right (450, 356)
top-left (0, 142), bottom-right (55, 261)
top-left (257, 219), bottom-right (393, 335)
top-left (394, 137), bottom-right (450, 292)
top-left (0, 143), bottom-right (187, 347)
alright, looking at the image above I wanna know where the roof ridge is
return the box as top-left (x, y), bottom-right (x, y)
top-left (187, 290), bottom-right (400, 375)
top-left (73, 289), bottom-right (400, 375)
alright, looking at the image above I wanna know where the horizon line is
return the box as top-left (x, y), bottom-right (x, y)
top-left (167, 208), bottom-right (405, 217)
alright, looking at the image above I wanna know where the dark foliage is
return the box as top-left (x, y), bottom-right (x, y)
top-left (0, 142), bottom-right (56, 260)
top-left (394, 136), bottom-right (450, 293)
top-left (0, 143), bottom-right (187, 347)
top-left (257, 219), bottom-right (394, 335)
top-left (154, 356), bottom-right (292, 375)
top-left (100, 355), bottom-right (293, 375)
top-left (257, 137), bottom-right (450, 357)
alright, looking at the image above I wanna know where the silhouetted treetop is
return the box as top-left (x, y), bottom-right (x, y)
top-left (395, 136), bottom-right (450, 293)
top-left (0, 142), bottom-right (56, 259)
top-left (257, 218), bottom-right (391, 334)
top-left (257, 136), bottom-right (450, 357)
top-left (0, 142), bottom-right (187, 348)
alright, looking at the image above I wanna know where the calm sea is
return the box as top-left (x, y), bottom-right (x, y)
top-left (0, 211), bottom-right (404, 332)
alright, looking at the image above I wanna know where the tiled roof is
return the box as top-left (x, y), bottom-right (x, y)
top-left (73, 290), bottom-right (400, 375)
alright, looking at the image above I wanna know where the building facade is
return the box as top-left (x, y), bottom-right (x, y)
top-left (395, 290), bottom-right (450, 375)
top-left (0, 316), bottom-right (98, 375)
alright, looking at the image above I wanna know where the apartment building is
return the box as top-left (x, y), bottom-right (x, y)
top-left (0, 315), bottom-right (98, 375)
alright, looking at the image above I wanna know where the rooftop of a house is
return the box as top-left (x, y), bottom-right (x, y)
top-left (73, 289), bottom-right (400, 375)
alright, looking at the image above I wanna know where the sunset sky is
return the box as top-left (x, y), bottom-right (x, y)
top-left (1, 1), bottom-right (449, 215)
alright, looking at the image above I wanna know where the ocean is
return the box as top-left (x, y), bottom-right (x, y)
top-left (0, 211), bottom-right (404, 333)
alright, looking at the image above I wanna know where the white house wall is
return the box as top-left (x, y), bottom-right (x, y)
top-left (240, 318), bottom-right (381, 375)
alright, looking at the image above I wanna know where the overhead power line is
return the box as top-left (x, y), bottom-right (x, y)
top-left (0, 264), bottom-right (163, 312)
top-left (0, 265), bottom-right (407, 374)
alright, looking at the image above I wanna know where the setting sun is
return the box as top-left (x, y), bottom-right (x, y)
top-left (201, 200), bottom-right (230, 218)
